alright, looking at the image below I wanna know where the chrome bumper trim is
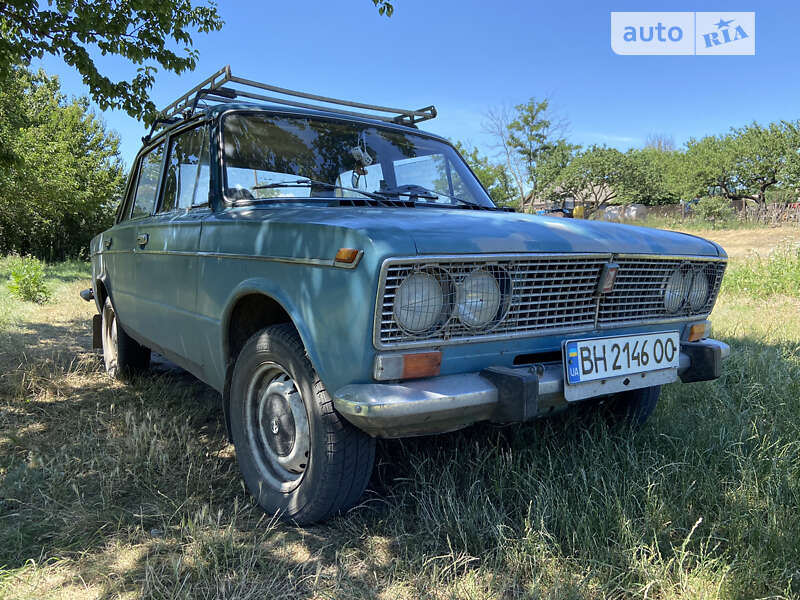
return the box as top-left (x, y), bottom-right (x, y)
top-left (334, 338), bottom-right (731, 438)
top-left (334, 373), bottom-right (498, 438)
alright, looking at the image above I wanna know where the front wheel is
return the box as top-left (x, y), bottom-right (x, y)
top-left (229, 324), bottom-right (375, 524)
top-left (101, 297), bottom-right (150, 379)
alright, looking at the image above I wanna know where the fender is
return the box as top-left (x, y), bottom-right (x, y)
top-left (219, 277), bottom-right (327, 386)
top-left (93, 271), bottom-right (110, 314)
top-left (218, 278), bottom-right (329, 442)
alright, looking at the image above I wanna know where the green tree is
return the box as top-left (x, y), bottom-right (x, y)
top-left (623, 147), bottom-right (681, 205)
top-left (0, 1), bottom-right (392, 125)
top-left (537, 139), bottom-right (580, 205)
top-left (681, 133), bottom-right (737, 201)
top-left (507, 98), bottom-right (569, 208)
top-left (682, 121), bottom-right (799, 209)
top-left (0, 67), bottom-right (125, 260)
top-left (730, 121), bottom-right (796, 207)
top-left (454, 142), bottom-right (515, 207)
top-left (782, 121), bottom-right (800, 194)
top-left (484, 98), bottom-right (570, 212)
top-left (554, 145), bottom-right (627, 216)
top-left (0, 0), bottom-right (223, 121)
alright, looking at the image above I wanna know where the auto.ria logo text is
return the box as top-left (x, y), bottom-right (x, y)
top-left (611, 12), bottom-right (755, 55)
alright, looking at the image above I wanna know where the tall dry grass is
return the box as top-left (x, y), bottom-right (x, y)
top-left (1, 241), bottom-right (799, 599)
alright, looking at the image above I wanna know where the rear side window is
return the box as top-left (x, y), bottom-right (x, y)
top-left (130, 142), bottom-right (165, 219)
top-left (160, 126), bottom-right (210, 212)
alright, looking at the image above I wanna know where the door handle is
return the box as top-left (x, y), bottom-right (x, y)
top-left (103, 237), bottom-right (112, 249)
top-left (137, 233), bottom-right (149, 247)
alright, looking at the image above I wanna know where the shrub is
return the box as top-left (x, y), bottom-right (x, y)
top-left (692, 196), bottom-right (735, 225)
top-left (7, 255), bottom-right (50, 303)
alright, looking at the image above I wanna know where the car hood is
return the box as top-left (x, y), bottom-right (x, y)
top-left (402, 209), bottom-right (721, 256)
top-left (223, 206), bottom-right (723, 257)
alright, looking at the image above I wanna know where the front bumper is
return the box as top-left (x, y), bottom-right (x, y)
top-left (333, 338), bottom-right (730, 438)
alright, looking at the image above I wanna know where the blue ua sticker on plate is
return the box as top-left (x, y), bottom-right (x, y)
top-left (565, 341), bottom-right (581, 385)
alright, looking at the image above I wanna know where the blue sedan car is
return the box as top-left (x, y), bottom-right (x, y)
top-left (85, 68), bottom-right (729, 523)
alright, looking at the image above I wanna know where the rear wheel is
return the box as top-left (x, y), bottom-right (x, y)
top-left (600, 385), bottom-right (661, 427)
top-left (101, 297), bottom-right (150, 379)
top-left (229, 323), bottom-right (375, 524)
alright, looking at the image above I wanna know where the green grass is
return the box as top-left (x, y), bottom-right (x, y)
top-left (1, 249), bottom-right (800, 599)
top-left (721, 242), bottom-right (800, 298)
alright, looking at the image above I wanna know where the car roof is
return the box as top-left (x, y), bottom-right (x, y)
top-left (144, 100), bottom-right (449, 151)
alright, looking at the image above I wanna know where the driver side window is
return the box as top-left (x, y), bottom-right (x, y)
top-left (160, 126), bottom-right (210, 212)
top-left (131, 142), bottom-right (165, 219)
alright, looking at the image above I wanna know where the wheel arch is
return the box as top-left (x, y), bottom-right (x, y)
top-left (94, 275), bottom-right (110, 314)
top-left (220, 281), bottom-right (324, 440)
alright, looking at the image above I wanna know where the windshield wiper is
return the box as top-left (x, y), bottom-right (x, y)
top-left (376, 184), bottom-right (487, 209)
top-left (250, 179), bottom-right (395, 206)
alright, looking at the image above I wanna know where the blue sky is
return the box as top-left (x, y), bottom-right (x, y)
top-left (34, 0), bottom-right (800, 167)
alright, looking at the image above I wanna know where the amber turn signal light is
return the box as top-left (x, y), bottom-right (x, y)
top-left (334, 248), bottom-right (360, 264)
top-left (688, 322), bottom-right (711, 342)
top-left (402, 351), bottom-right (442, 379)
top-left (373, 351), bottom-right (442, 380)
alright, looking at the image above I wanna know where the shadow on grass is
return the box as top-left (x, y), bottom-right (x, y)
top-left (2, 316), bottom-right (799, 598)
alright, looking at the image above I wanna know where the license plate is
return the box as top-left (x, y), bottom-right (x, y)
top-left (564, 331), bottom-right (680, 386)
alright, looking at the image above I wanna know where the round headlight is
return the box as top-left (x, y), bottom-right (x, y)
top-left (687, 269), bottom-right (710, 310)
top-left (664, 267), bottom-right (691, 313)
top-left (393, 271), bottom-right (446, 333)
top-left (456, 269), bottom-right (501, 328)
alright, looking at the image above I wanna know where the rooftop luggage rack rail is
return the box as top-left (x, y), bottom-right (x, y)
top-left (143, 65), bottom-right (437, 142)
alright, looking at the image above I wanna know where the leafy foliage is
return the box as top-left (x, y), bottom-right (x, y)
top-left (6, 254), bottom-right (49, 303)
top-left (0, 0), bottom-right (223, 122)
top-left (692, 196), bottom-right (735, 224)
top-left (453, 142), bottom-right (516, 207)
top-left (0, 67), bottom-right (125, 260)
top-left (682, 122), bottom-right (800, 208)
top-left (481, 96), bottom-right (800, 215)
top-left (549, 145), bottom-right (625, 215)
top-left (372, 0), bottom-right (395, 16)
top-left (0, 2), bottom-right (395, 122)
top-left (507, 98), bottom-right (571, 204)
top-left (483, 99), bottom-right (571, 211)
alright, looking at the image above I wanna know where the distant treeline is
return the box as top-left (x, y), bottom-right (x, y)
top-left (458, 99), bottom-right (800, 216)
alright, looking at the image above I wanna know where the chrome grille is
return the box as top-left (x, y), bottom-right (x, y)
top-left (598, 257), bottom-right (726, 325)
top-left (375, 254), bottom-right (727, 349)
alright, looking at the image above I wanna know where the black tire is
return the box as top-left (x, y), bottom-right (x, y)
top-left (229, 323), bottom-right (375, 524)
top-left (101, 297), bottom-right (151, 379)
top-left (601, 385), bottom-right (661, 427)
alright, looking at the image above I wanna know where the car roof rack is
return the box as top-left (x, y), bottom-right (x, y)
top-left (143, 65), bottom-right (437, 143)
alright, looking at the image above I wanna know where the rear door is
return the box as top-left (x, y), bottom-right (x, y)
top-left (134, 123), bottom-right (211, 370)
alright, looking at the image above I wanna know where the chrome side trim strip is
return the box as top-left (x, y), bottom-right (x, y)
top-left (92, 249), bottom-right (362, 269)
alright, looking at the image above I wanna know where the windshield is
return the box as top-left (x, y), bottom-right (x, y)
top-left (221, 112), bottom-right (495, 207)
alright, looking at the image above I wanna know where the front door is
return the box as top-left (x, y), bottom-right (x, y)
top-left (134, 124), bottom-right (211, 371)
top-left (110, 140), bottom-right (166, 343)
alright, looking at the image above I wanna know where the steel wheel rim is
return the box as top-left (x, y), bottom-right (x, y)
top-left (244, 362), bottom-right (310, 493)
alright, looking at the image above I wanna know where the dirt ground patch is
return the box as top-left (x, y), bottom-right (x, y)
top-left (675, 225), bottom-right (800, 259)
